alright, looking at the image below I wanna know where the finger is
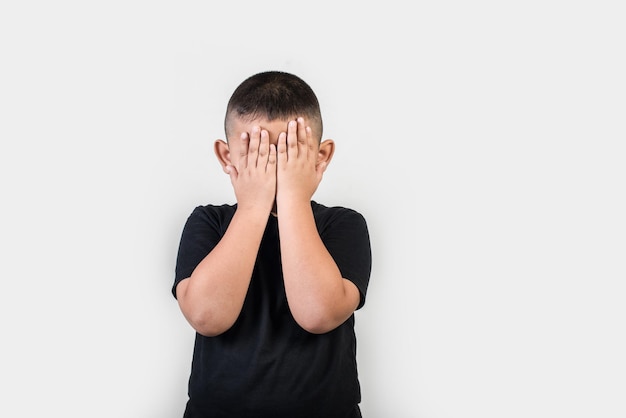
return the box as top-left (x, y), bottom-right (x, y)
top-left (305, 125), bottom-right (315, 160)
top-left (316, 161), bottom-right (327, 178)
top-left (267, 143), bottom-right (277, 172)
top-left (248, 126), bottom-right (261, 168)
top-left (259, 128), bottom-right (269, 166)
top-left (225, 164), bottom-right (238, 182)
top-left (286, 119), bottom-right (298, 159)
top-left (239, 132), bottom-right (249, 170)
top-left (277, 131), bottom-right (287, 165)
top-left (297, 117), bottom-right (308, 159)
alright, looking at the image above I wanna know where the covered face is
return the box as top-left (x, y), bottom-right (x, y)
top-left (225, 116), bottom-right (321, 164)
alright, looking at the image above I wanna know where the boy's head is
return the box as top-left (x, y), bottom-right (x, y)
top-left (215, 71), bottom-right (335, 184)
top-left (224, 71), bottom-right (323, 142)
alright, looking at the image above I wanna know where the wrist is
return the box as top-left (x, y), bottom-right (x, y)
top-left (276, 195), bottom-right (311, 214)
top-left (234, 202), bottom-right (273, 220)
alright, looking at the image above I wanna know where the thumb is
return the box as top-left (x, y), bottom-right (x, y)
top-left (225, 164), bottom-right (237, 181)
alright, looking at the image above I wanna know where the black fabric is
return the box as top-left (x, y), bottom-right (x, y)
top-left (173, 201), bottom-right (372, 418)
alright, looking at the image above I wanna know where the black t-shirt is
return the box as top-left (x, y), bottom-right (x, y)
top-left (173, 201), bottom-right (372, 418)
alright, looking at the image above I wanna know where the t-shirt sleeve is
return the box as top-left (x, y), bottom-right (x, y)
top-left (320, 209), bottom-right (372, 310)
top-left (172, 206), bottom-right (225, 299)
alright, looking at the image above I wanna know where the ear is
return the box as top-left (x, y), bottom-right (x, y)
top-left (214, 139), bottom-right (232, 174)
top-left (317, 139), bottom-right (335, 168)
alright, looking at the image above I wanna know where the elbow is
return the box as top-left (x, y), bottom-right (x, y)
top-left (178, 291), bottom-right (239, 337)
top-left (185, 309), bottom-right (236, 337)
top-left (299, 323), bottom-right (336, 335)
top-left (292, 310), bottom-right (346, 334)
top-left (193, 322), bottom-right (232, 338)
top-left (289, 290), bottom-right (359, 334)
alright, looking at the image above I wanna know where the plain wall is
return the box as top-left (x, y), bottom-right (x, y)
top-left (1, 1), bottom-right (625, 417)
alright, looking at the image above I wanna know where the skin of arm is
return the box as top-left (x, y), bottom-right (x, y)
top-left (176, 127), bottom-right (277, 337)
top-left (276, 118), bottom-right (361, 334)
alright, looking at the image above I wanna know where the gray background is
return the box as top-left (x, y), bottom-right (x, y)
top-left (1, 1), bottom-right (624, 417)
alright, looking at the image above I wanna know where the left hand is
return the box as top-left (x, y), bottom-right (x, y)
top-left (276, 117), bottom-right (327, 205)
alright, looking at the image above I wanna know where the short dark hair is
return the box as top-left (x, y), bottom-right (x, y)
top-left (224, 71), bottom-right (323, 140)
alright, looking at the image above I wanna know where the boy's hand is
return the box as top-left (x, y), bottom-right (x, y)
top-left (226, 126), bottom-right (277, 213)
top-left (276, 117), bottom-right (326, 204)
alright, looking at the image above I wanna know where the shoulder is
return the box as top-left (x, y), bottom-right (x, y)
top-left (311, 200), bottom-right (366, 218)
top-left (183, 203), bottom-right (237, 231)
top-left (189, 203), bottom-right (237, 219)
top-left (311, 201), bottom-right (368, 228)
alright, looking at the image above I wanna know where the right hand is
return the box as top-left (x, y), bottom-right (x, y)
top-left (226, 125), bottom-right (277, 213)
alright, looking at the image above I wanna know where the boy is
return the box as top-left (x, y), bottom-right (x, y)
top-left (173, 71), bottom-right (372, 418)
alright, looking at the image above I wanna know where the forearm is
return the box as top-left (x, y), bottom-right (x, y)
top-left (278, 200), bottom-right (359, 333)
top-left (177, 208), bottom-right (269, 336)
